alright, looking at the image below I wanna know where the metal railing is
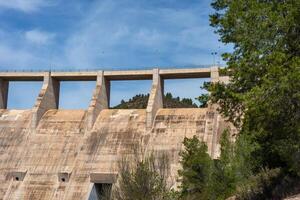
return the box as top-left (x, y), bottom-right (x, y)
top-left (0, 64), bottom-right (226, 73)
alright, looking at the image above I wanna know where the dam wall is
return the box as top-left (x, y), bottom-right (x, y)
top-left (0, 67), bottom-right (234, 200)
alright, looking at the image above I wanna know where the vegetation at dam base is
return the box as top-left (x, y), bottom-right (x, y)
top-left (107, 0), bottom-right (300, 199)
top-left (103, 132), bottom-right (298, 200)
top-left (205, 0), bottom-right (300, 198)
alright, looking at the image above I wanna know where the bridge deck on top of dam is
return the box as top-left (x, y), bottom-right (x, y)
top-left (0, 67), bottom-right (234, 200)
top-left (0, 67), bottom-right (212, 81)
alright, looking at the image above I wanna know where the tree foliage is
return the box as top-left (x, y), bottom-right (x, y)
top-left (209, 0), bottom-right (300, 172)
top-left (178, 132), bottom-right (246, 200)
top-left (178, 136), bottom-right (212, 199)
top-left (113, 93), bottom-right (199, 109)
top-left (203, 0), bottom-right (300, 198)
top-left (236, 168), bottom-right (300, 200)
top-left (195, 94), bottom-right (209, 108)
top-left (110, 153), bottom-right (173, 200)
top-left (164, 93), bottom-right (199, 108)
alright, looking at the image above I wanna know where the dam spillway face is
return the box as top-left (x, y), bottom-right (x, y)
top-left (0, 67), bottom-right (234, 200)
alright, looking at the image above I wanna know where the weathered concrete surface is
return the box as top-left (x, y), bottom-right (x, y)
top-left (87, 71), bottom-right (109, 130)
top-left (0, 109), bottom-right (87, 200)
top-left (146, 69), bottom-right (163, 129)
top-left (31, 73), bottom-right (60, 129)
top-left (210, 66), bottom-right (219, 83)
top-left (0, 67), bottom-right (239, 199)
top-left (0, 106), bottom-right (234, 200)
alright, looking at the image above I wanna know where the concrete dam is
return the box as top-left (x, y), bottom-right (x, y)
top-left (0, 67), bottom-right (235, 199)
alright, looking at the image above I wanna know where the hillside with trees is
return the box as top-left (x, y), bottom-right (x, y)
top-left (113, 92), bottom-right (200, 109)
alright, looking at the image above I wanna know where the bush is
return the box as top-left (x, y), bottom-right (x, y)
top-left (236, 168), bottom-right (300, 200)
top-left (178, 132), bottom-right (242, 200)
top-left (110, 153), bottom-right (173, 200)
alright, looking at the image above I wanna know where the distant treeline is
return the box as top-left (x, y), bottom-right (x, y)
top-left (113, 92), bottom-right (202, 109)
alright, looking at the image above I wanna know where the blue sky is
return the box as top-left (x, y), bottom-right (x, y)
top-left (0, 0), bottom-right (232, 109)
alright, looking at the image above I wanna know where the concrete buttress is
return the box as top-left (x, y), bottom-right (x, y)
top-left (210, 66), bottom-right (219, 83)
top-left (146, 68), bottom-right (163, 129)
top-left (0, 79), bottom-right (8, 109)
top-left (31, 72), bottom-right (60, 128)
top-left (87, 71), bottom-right (109, 130)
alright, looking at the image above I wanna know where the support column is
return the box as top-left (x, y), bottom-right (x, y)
top-left (146, 68), bottom-right (163, 129)
top-left (209, 66), bottom-right (220, 110)
top-left (210, 66), bottom-right (219, 83)
top-left (87, 71), bottom-right (109, 130)
top-left (209, 66), bottom-right (224, 158)
top-left (0, 79), bottom-right (9, 109)
top-left (105, 78), bottom-right (110, 108)
top-left (31, 72), bottom-right (60, 129)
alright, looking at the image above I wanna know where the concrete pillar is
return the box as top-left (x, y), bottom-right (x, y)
top-left (208, 66), bottom-right (220, 111)
top-left (0, 79), bottom-right (9, 109)
top-left (210, 66), bottom-right (219, 83)
top-left (105, 79), bottom-right (110, 108)
top-left (31, 72), bottom-right (60, 128)
top-left (146, 68), bottom-right (163, 129)
top-left (87, 71), bottom-right (109, 130)
top-left (209, 66), bottom-right (226, 158)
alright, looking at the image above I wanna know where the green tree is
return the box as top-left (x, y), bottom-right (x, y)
top-left (178, 136), bottom-right (212, 199)
top-left (113, 93), bottom-right (198, 109)
top-left (178, 132), bottom-right (248, 200)
top-left (196, 83), bottom-right (210, 108)
top-left (209, 0), bottom-right (300, 173)
top-left (207, 0), bottom-right (300, 197)
top-left (196, 94), bottom-right (209, 108)
top-left (111, 153), bottom-right (173, 200)
top-left (209, 130), bottom-right (236, 199)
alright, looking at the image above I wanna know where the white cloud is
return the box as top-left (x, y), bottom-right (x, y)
top-left (134, 29), bottom-right (166, 47)
top-left (0, 0), bottom-right (51, 12)
top-left (25, 29), bottom-right (55, 45)
top-left (0, 0), bottom-right (231, 70)
top-left (60, 0), bottom-right (229, 68)
top-left (0, 45), bottom-right (44, 68)
top-left (0, 28), bottom-right (53, 69)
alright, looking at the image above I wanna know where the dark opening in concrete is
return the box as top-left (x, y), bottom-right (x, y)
top-left (88, 183), bottom-right (112, 200)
